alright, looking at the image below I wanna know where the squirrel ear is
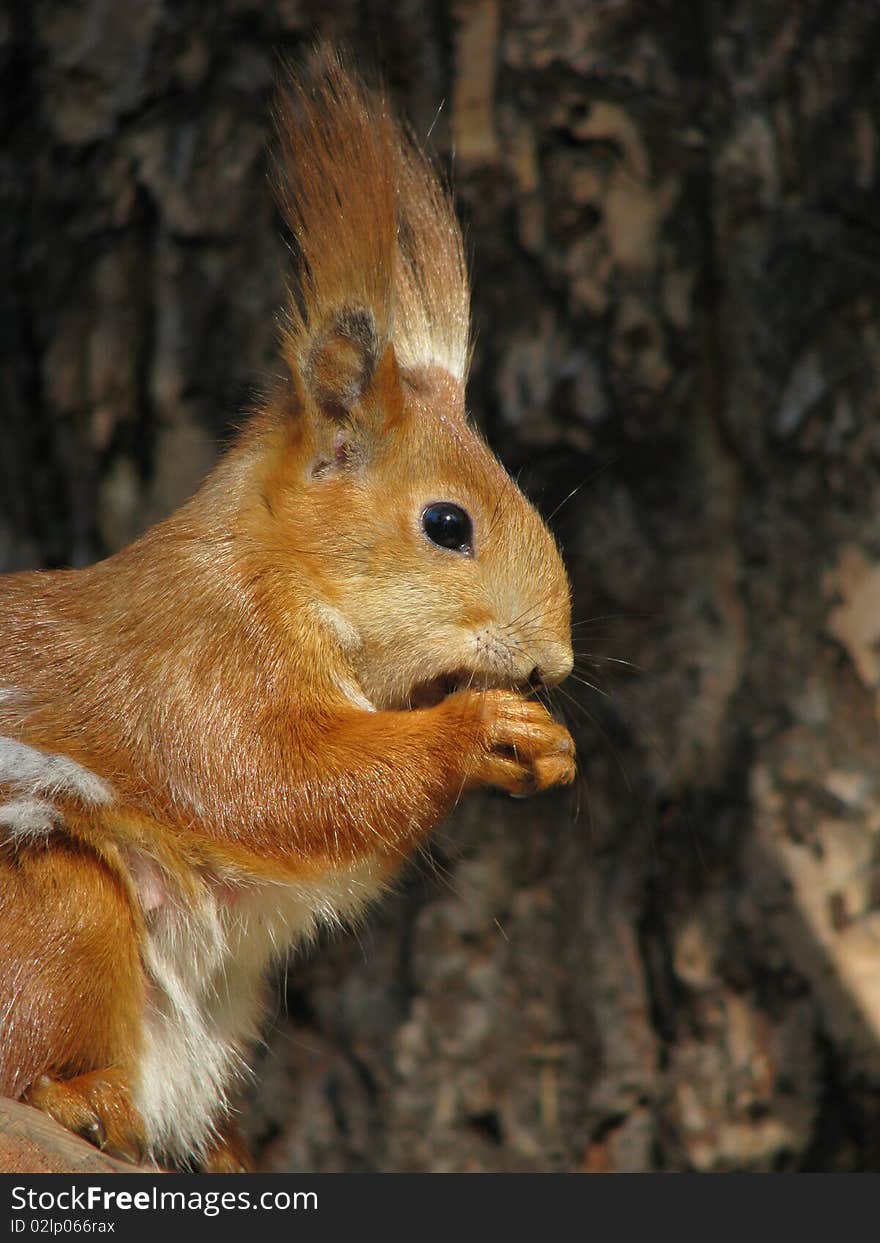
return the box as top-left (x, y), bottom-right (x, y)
top-left (304, 307), bottom-right (380, 419)
top-left (294, 307), bottom-right (404, 477)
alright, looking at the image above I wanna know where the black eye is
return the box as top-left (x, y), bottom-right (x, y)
top-left (421, 502), bottom-right (474, 554)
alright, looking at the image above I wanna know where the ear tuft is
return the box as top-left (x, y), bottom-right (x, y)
top-left (274, 49), bottom-right (470, 388)
top-left (305, 307), bottom-right (380, 418)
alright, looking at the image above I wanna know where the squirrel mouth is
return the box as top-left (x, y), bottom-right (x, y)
top-left (407, 667), bottom-right (536, 710)
top-left (408, 670), bottom-right (472, 709)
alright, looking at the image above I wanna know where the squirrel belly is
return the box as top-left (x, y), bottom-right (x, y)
top-left (0, 50), bottom-right (576, 1170)
top-left (132, 851), bottom-right (392, 1164)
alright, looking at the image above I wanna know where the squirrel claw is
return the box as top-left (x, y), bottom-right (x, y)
top-left (508, 770), bottom-right (540, 799)
top-left (80, 1113), bottom-right (107, 1150)
top-left (25, 1068), bottom-right (146, 1166)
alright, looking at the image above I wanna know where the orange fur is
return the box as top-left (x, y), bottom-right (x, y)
top-left (199, 1119), bottom-right (255, 1174)
top-left (0, 840), bottom-right (143, 1101)
top-left (0, 49), bottom-right (574, 1170)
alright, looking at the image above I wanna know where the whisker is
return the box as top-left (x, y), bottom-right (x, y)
top-left (573, 652), bottom-right (642, 672)
top-left (540, 456), bottom-right (619, 527)
top-left (485, 470), bottom-right (518, 544)
top-left (565, 672), bottom-right (611, 700)
top-left (548, 681), bottom-right (593, 724)
top-left (501, 599), bottom-right (552, 635)
top-left (549, 682), bottom-right (633, 796)
top-left (570, 614), bottom-right (629, 630)
top-left (545, 480), bottom-right (587, 526)
top-left (448, 664), bottom-right (480, 813)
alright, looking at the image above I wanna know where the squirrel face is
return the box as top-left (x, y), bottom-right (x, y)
top-left (247, 54), bottom-right (574, 717)
top-left (349, 376), bottom-right (572, 712)
top-left (256, 351), bottom-right (573, 714)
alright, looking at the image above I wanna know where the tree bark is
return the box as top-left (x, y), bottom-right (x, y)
top-left (2, 0), bottom-right (880, 1171)
top-left (0, 1099), bottom-right (155, 1174)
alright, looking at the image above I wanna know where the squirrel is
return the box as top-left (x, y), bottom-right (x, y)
top-left (0, 50), bottom-right (575, 1173)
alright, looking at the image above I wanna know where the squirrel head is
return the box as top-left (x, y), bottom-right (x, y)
top-left (239, 50), bottom-right (572, 711)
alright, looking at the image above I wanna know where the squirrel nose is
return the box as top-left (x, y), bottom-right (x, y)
top-left (529, 644), bottom-right (573, 690)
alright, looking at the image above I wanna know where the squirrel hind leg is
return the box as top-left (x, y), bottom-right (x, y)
top-left (25, 1068), bottom-right (147, 1166)
top-left (0, 836), bottom-right (148, 1162)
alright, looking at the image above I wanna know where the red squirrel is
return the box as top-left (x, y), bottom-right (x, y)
top-left (0, 51), bottom-right (575, 1172)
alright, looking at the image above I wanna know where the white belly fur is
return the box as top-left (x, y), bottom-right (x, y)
top-left (134, 856), bottom-right (389, 1164)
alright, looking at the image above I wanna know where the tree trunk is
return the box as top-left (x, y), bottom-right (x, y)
top-left (2, 0), bottom-right (880, 1171)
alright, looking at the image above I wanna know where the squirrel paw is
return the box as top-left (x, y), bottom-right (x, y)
top-left (470, 690), bottom-right (576, 797)
top-left (25, 1068), bottom-right (147, 1165)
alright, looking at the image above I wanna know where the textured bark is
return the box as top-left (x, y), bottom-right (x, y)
top-left (3, 0), bottom-right (880, 1172)
top-left (0, 1099), bottom-right (155, 1174)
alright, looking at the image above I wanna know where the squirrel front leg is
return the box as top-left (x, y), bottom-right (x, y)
top-left (287, 689), bottom-right (575, 862)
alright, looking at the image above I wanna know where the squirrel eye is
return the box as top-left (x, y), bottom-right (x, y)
top-left (421, 503), bottom-right (474, 555)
